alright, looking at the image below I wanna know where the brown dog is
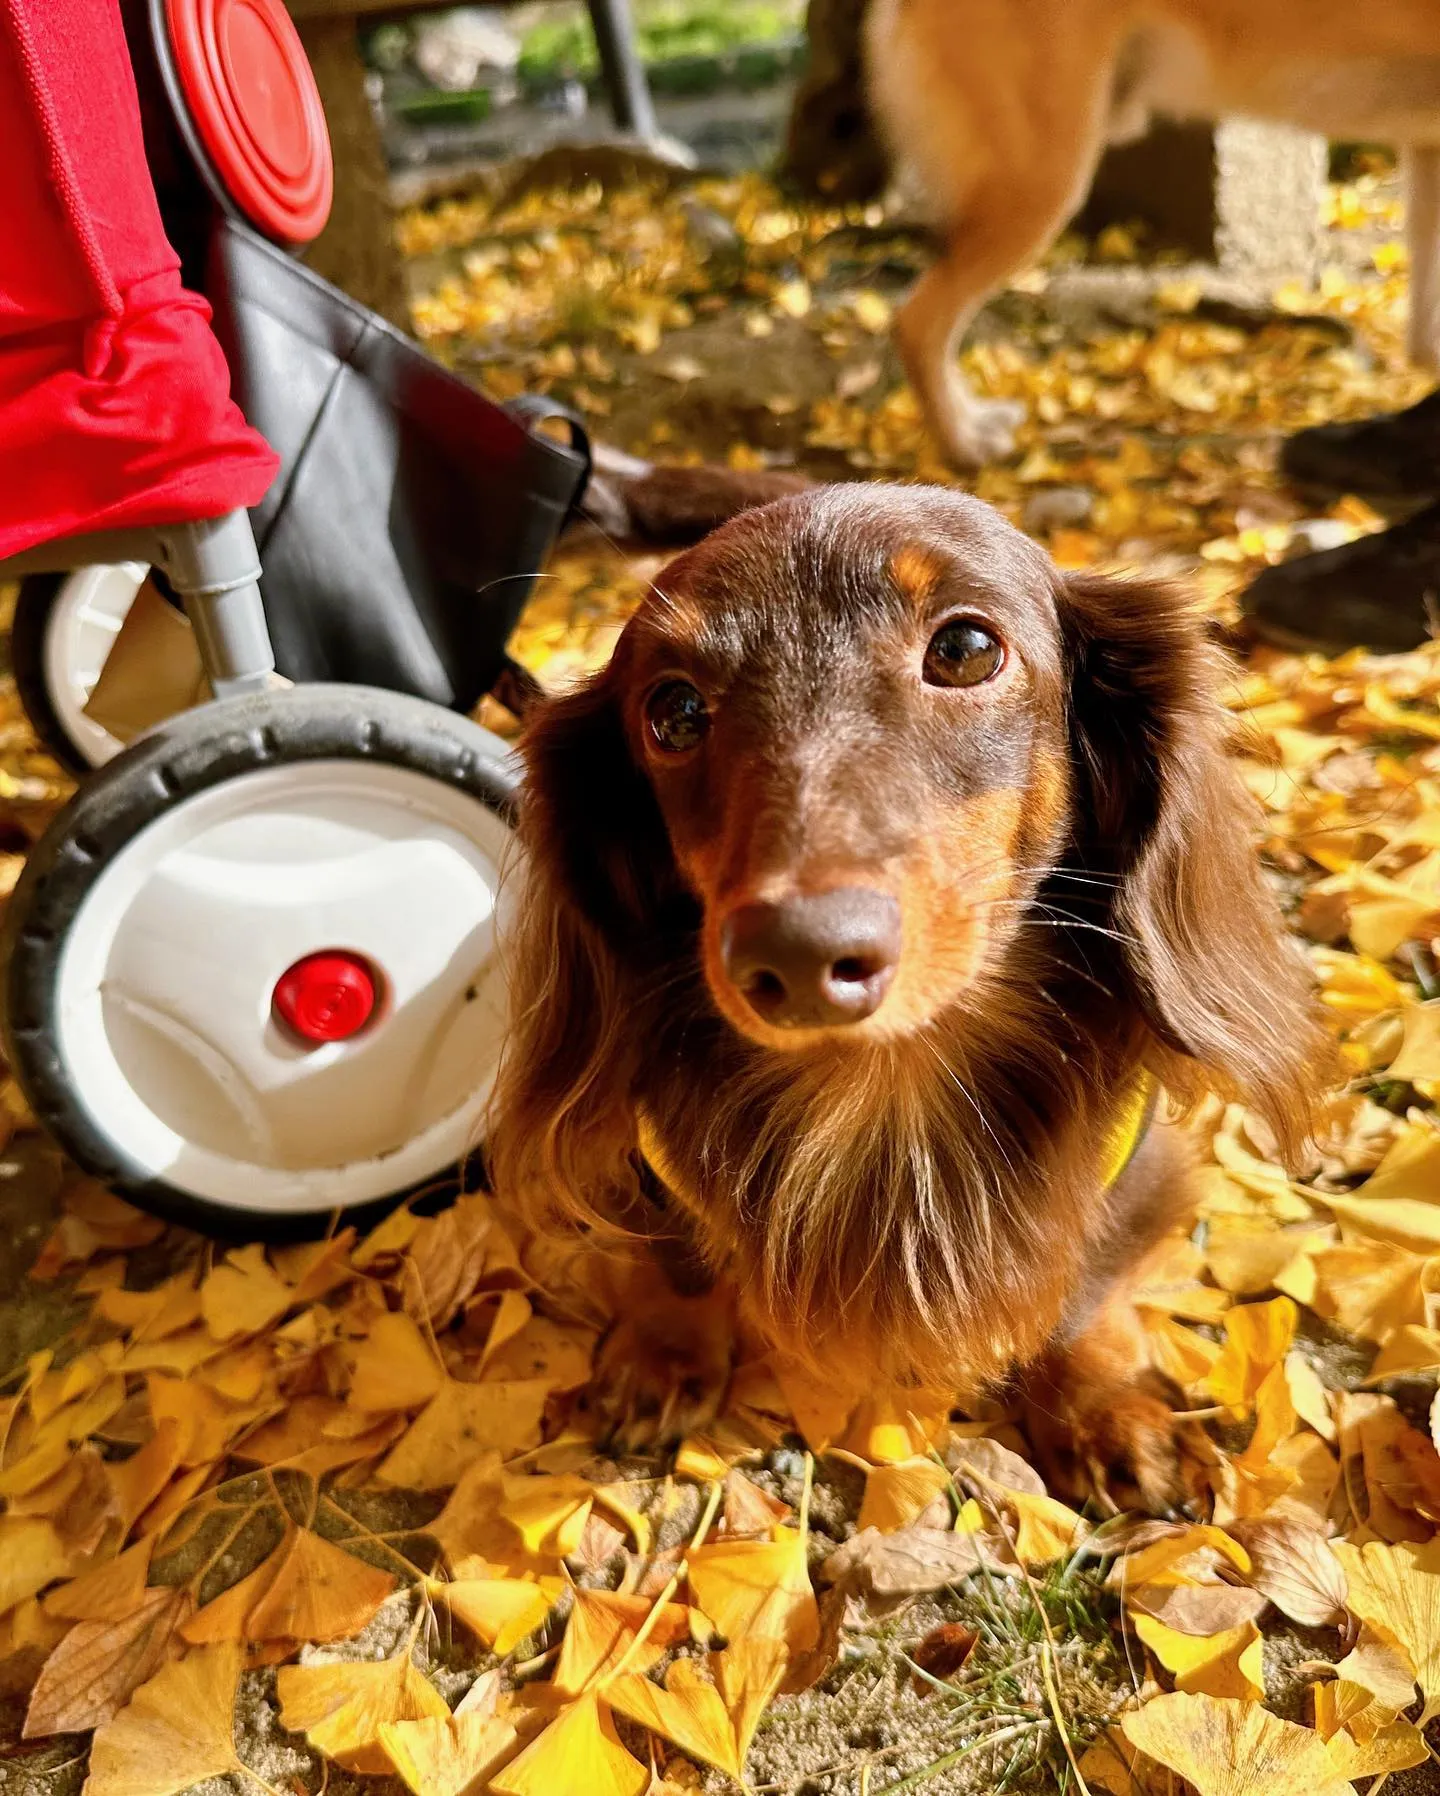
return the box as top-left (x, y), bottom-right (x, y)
top-left (489, 485), bottom-right (1329, 1511)
top-left (865, 0), bottom-right (1440, 465)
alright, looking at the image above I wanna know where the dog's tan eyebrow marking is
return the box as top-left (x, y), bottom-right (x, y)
top-left (889, 544), bottom-right (947, 604)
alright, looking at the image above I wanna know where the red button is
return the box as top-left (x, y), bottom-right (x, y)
top-left (273, 952), bottom-right (376, 1043)
top-left (165, 0), bottom-right (333, 244)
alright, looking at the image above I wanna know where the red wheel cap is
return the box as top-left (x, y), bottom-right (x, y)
top-left (273, 951), bottom-right (376, 1044)
top-left (166, 0), bottom-right (333, 244)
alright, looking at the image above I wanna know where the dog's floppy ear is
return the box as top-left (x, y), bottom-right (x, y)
top-left (1060, 570), bottom-right (1331, 1163)
top-left (487, 655), bottom-right (679, 1230)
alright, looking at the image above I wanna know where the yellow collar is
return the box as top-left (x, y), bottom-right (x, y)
top-left (1099, 1072), bottom-right (1157, 1189)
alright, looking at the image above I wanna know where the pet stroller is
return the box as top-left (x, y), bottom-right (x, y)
top-left (0, 0), bottom-right (591, 1235)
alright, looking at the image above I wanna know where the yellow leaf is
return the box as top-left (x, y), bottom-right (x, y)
top-left (433, 1577), bottom-right (555, 1656)
top-left (1387, 1000), bottom-right (1440, 1090)
top-left (857, 1459), bottom-right (951, 1533)
top-left (688, 1532), bottom-right (820, 1653)
top-left (377, 1379), bottom-right (550, 1487)
top-left (771, 278), bottom-right (811, 319)
top-left (0, 1516), bottom-right (71, 1614)
top-left (1144, 1314), bottom-right (1221, 1387)
top-left (1312, 1189), bottom-right (1440, 1252)
top-left (609, 1657), bottom-right (740, 1776)
top-left (1131, 1615), bottom-right (1265, 1699)
top-left (716, 1636), bottom-right (789, 1759)
top-left (44, 1541), bottom-right (152, 1624)
top-left (1204, 1296), bottom-right (1297, 1416)
top-left (1322, 1716), bottom-right (1429, 1779)
top-left (1347, 1122), bottom-right (1440, 1206)
top-left (243, 1529), bottom-right (398, 1643)
top-left (1333, 1537), bottom-right (1440, 1722)
top-left (200, 1244), bottom-right (292, 1340)
top-left (1008, 1491), bottom-right (1090, 1565)
top-left (379, 1710), bottom-right (520, 1796)
top-left (277, 1652), bottom-right (449, 1774)
top-left (489, 1693), bottom-right (647, 1796)
top-left (348, 1312), bottom-right (444, 1412)
top-left (1284, 1352), bottom-right (1335, 1441)
top-left (1368, 1324), bottom-right (1440, 1380)
top-left (553, 1589), bottom-right (690, 1696)
top-left (84, 1643), bottom-right (245, 1796)
top-left (1122, 1691), bottom-right (1354, 1796)
top-left (498, 1473), bottom-right (594, 1556)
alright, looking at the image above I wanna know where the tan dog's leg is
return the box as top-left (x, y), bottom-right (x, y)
top-left (1405, 146), bottom-right (1440, 370)
top-left (897, 143), bottom-right (1106, 467)
top-left (1020, 1293), bottom-right (1215, 1517)
top-left (585, 1243), bottom-right (736, 1451)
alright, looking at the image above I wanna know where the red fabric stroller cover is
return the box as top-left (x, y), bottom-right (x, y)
top-left (0, 0), bottom-right (278, 558)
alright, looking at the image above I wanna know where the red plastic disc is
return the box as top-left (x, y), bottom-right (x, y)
top-left (166, 0), bottom-right (333, 244)
top-left (273, 952), bottom-right (377, 1044)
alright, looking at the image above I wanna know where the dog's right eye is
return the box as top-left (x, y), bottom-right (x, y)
top-left (646, 680), bottom-right (710, 753)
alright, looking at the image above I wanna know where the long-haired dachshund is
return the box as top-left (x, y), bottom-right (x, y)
top-left (489, 485), bottom-right (1330, 1512)
top-left (865, 0), bottom-right (1440, 465)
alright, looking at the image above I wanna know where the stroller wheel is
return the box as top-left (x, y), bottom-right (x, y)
top-left (2, 685), bottom-right (519, 1237)
top-left (12, 565), bottom-right (146, 772)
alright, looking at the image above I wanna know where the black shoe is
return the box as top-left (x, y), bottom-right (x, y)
top-left (1280, 388), bottom-right (1440, 500)
top-left (1241, 501), bottom-right (1440, 654)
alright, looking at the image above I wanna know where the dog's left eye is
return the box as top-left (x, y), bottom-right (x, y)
top-left (923, 619), bottom-right (1005, 688)
top-left (646, 680), bottom-right (710, 753)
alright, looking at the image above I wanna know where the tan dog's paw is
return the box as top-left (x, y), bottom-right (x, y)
top-left (1022, 1369), bottom-right (1215, 1520)
top-left (585, 1289), bottom-right (733, 1453)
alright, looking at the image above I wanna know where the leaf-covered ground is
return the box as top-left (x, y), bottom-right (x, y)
top-left (2, 164), bottom-right (1440, 1796)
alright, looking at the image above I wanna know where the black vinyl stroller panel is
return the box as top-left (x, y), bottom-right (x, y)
top-left (209, 218), bottom-right (589, 714)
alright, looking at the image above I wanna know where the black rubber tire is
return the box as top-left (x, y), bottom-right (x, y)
top-left (1, 683), bottom-right (520, 1240)
top-left (11, 573), bottom-right (99, 776)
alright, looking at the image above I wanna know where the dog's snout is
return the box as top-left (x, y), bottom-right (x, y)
top-left (721, 888), bottom-right (901, 1029)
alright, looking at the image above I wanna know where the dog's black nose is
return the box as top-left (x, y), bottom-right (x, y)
top-left (721, 888), bottom-right (901, 1028)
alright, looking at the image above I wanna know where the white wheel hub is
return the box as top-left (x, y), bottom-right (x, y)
top-left (43, 563), bottom-right (145, 767)
top-left (54, 758), bottom-right (515, 1215)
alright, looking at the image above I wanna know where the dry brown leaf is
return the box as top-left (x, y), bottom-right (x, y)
top-left (23, 1585), bottom-right (189, 1737)
top-left (1125, 1583), bottom-right (1268, 1635)
top-left (276, 1651), bottom-right (450, 1774)
top-left (909, 1621), bottom-right (979, 1688)
top-left (1122, 1691), bottom-right (1355, 1796)
top-left (943, 1436), bottom-right (1046, 1495)
top-left (723, 1469), bottom-right (792, 1536)
top-left (84, 1642), bottom-right (246, 1796)
top-left (820, 1523), bottom-right (1015, 1600)
top-left (1227, 1518), bottom-right (1349, 1627)
top-left (403, 1195), bottom-right (494, 1325)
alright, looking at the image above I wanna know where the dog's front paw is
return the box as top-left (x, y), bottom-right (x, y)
top-left (1022, 1368), bottom-right (1215, 1520)
top-left (947, 396), bottom-right (1026, 467)
top-left (585, 1289), bottom-right (733, 1453)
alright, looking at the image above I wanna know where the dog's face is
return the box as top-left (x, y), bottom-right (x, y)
top-left (612, 487), bottom-right (1076, 1051)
